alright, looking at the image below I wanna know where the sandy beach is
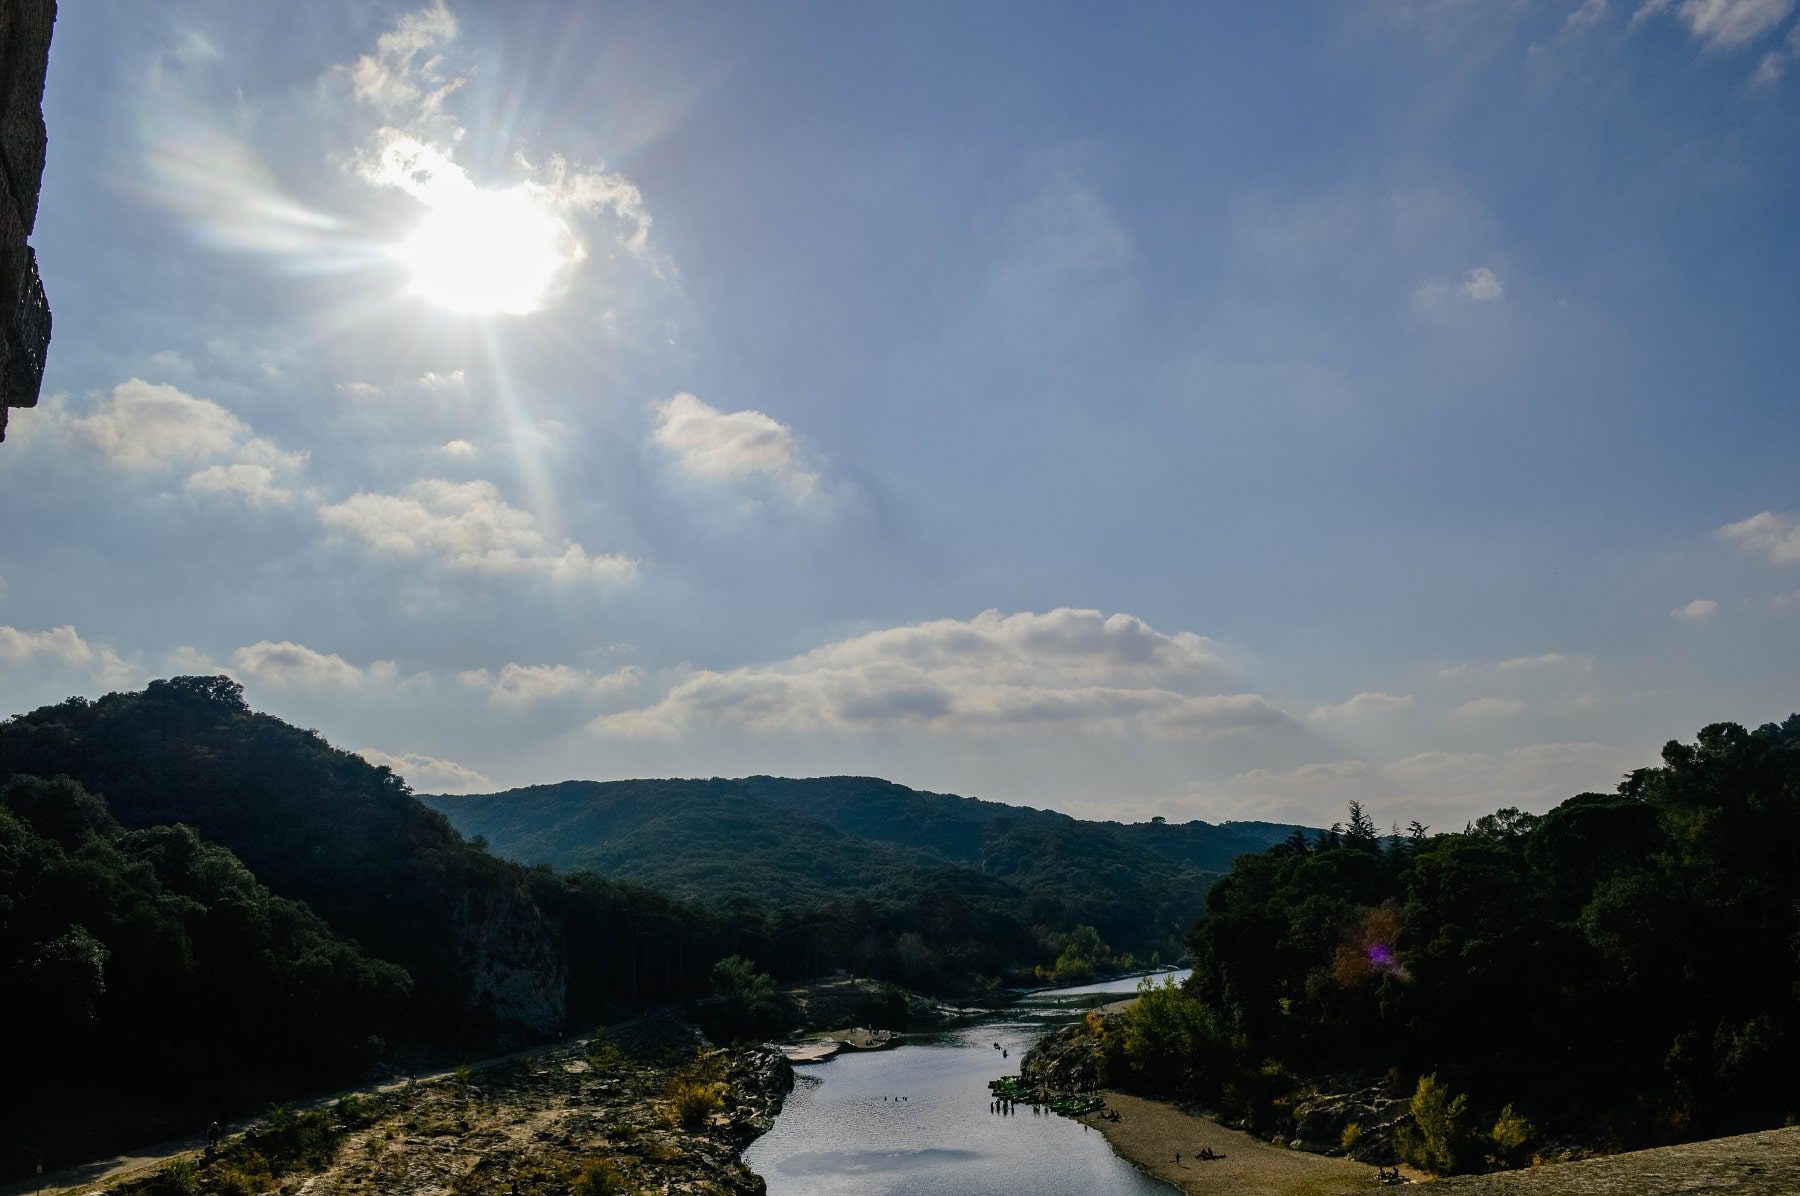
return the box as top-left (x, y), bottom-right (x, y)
top-left (1078, 1090), bottom-right (1407, 1195)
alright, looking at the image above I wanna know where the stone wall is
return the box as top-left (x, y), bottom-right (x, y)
top-left (0, 0), bottom-right (53, 442)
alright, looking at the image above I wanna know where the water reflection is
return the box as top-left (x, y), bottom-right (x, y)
top-left (745, 972), bottom-right (1189, 1196)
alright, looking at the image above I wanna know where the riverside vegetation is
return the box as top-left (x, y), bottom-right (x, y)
top-left (0, 675), bottom-right (1281, 1181)
top-left (1023, 715), bottom-right (1800, 1177)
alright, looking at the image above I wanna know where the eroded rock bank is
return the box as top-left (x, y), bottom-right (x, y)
top-left (102, 1032), bottom-right (794, 1196)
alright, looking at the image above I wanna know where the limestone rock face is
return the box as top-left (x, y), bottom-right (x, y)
top-left (1021, 1021), bottom-right (1109, 1092)
top-left (0, 0), bottom-right (53, 442)
top-left (453, 883), bottom-right (569, 1040)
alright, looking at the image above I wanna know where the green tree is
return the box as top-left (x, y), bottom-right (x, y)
top-left (1398, 1073), bottom-right (1475, 1175)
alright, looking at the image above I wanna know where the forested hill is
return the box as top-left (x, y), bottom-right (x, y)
top-left (1043, 715), bottom-right (1800, 1175)
top-left (423, 776), bottom-right (1302, 958)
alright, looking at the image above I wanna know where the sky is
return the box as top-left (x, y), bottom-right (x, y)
top-left (2, 0), bottom-right (1797, 828)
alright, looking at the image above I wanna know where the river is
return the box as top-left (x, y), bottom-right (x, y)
top-left (745, 971), bottom-right (1191, 1195)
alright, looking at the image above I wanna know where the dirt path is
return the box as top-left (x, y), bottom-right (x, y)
top-left (0, 1008), bottom-right (679, 1196)
top-left (1079, 1091), bottom-right (1403, 1196)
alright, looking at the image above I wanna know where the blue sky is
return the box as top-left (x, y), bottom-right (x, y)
top-left (2, 0), bottom-right (1796, 826)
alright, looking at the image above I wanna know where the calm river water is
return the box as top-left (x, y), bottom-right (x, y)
top-left (745, 971), bottom-right (1190, 1195)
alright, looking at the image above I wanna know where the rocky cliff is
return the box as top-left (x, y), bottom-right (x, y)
top-left (0, 0), bottom-right (51, 441)
top-left (454, 883), bottom-right (569, 1041)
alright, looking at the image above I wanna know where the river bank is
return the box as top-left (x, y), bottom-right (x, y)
top-left (1077, 1091), bottom-right (1391, 1195)
top-left (42, 1028), bottom-right (791, 1196)
top-left (1017, 992), bottom-right (1425, 1193)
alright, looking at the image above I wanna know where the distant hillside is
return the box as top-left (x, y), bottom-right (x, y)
top-left (424, 775), bottom-right (1304, 959)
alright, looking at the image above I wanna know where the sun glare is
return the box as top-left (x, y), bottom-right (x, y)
top-left (394, 186), bottom-right (580, 316)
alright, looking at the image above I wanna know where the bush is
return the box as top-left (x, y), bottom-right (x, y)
top-left (853, 982), bottom-right (912, 1029)
top-left (207, 1168), bottom-right (266, 1196)
top-left (587, 1038), bottom-right (628, 1072)
top-left (571, 1158), bottom-right (630, 1195)
top-left (253, 1104), bottom-right (343, 1172)
top-left (1118, 975), bottom-right (1231, 1095)
top-left (665, 1052), bottom-right (729, 1127)
top-left (667, 1078), bottom-right (725, 1127)
top-left (147, 1159), bottom-right (199, 1195)
top-left (1488, 1103), bottom-right (1535, 1169)
top-left (333, 1094), bottom-right (373, 1128)
top-left (1396, 1073), bottom-right (1476, 1175)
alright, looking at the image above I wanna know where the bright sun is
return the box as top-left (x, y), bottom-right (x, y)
top-left (394, 186), bottom-right (581, 316)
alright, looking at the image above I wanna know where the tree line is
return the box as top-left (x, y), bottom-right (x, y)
top-left (1078, 715), bottom-right (1800, 1172)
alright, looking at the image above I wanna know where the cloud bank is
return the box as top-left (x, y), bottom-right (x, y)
top-left (596, 608), bottom-right (1286, 737)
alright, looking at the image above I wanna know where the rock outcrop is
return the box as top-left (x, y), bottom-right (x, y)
top-left (0, 0), bottom-right (53, 441)
top-left (1021, 1020), bottom-right (1110, 1093)
top-left (454, 883), bottom-right (569, 1040)
top-left (100, 1038), bottom-right (796, 1196)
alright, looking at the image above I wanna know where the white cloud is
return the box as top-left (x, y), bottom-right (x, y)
top-left (441, 439), bottom-right (477, 457)
top-left (596, 608), bottom-right (1284, 738)
top-left (41, 379), bottom-right (308, 508)
top-left (161, 645), bottom-right (229, 675)
top-left (1647, 0), bottom-right (1797, 47)
top-left (1567, 0), bottom-right (1612, 32)
top-left (419, 368), bottom-right (466, 392)
top-left (1416, 266), bottom-right (1504, 307)
top-left (459, 662), bottom-right (643, 706)
top-left (0, 624), bottom-right (135, 688)
top-left (339, 0), bottom-right (463, 123)
top-left (232, 640), bottom-right (393, 688)
top-left (521, 150), bottom-right (652, 251)
top-left (357, 747), bottom-right (492, 795)
top-left (64, 379), bottom-right (249, 470)
top-left (184, 463), bottom-right (297, 508)
top-left (1497, 652), bottom-right (1569, 670)
top-left (1719, 510), bottom-right (1800, 564)
top-left (317, 479), bottom-right (638, 582)
top-left (1310, 691), bottom-right (1415, 720)
top-left (1441, 652), bottom-right (1586, 677)
top-left (1750, 23), bottom-right (1800, 81)
top-left (335, 381), bottom-right (385, 401)
top-left (1671, 597), bottom-right (1719, 618)
top-left (651, 392), bottom-right (819, 497)
top-left (1453, 695), bottom-right (1527, 718)
top-left (1460, 266), bottom-right (1504, 300)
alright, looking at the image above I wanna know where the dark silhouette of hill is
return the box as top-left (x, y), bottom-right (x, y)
top-left (0, 676), bottom-right (569, 1044)
top-left (423, 775), bottom-right (1303, 961)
